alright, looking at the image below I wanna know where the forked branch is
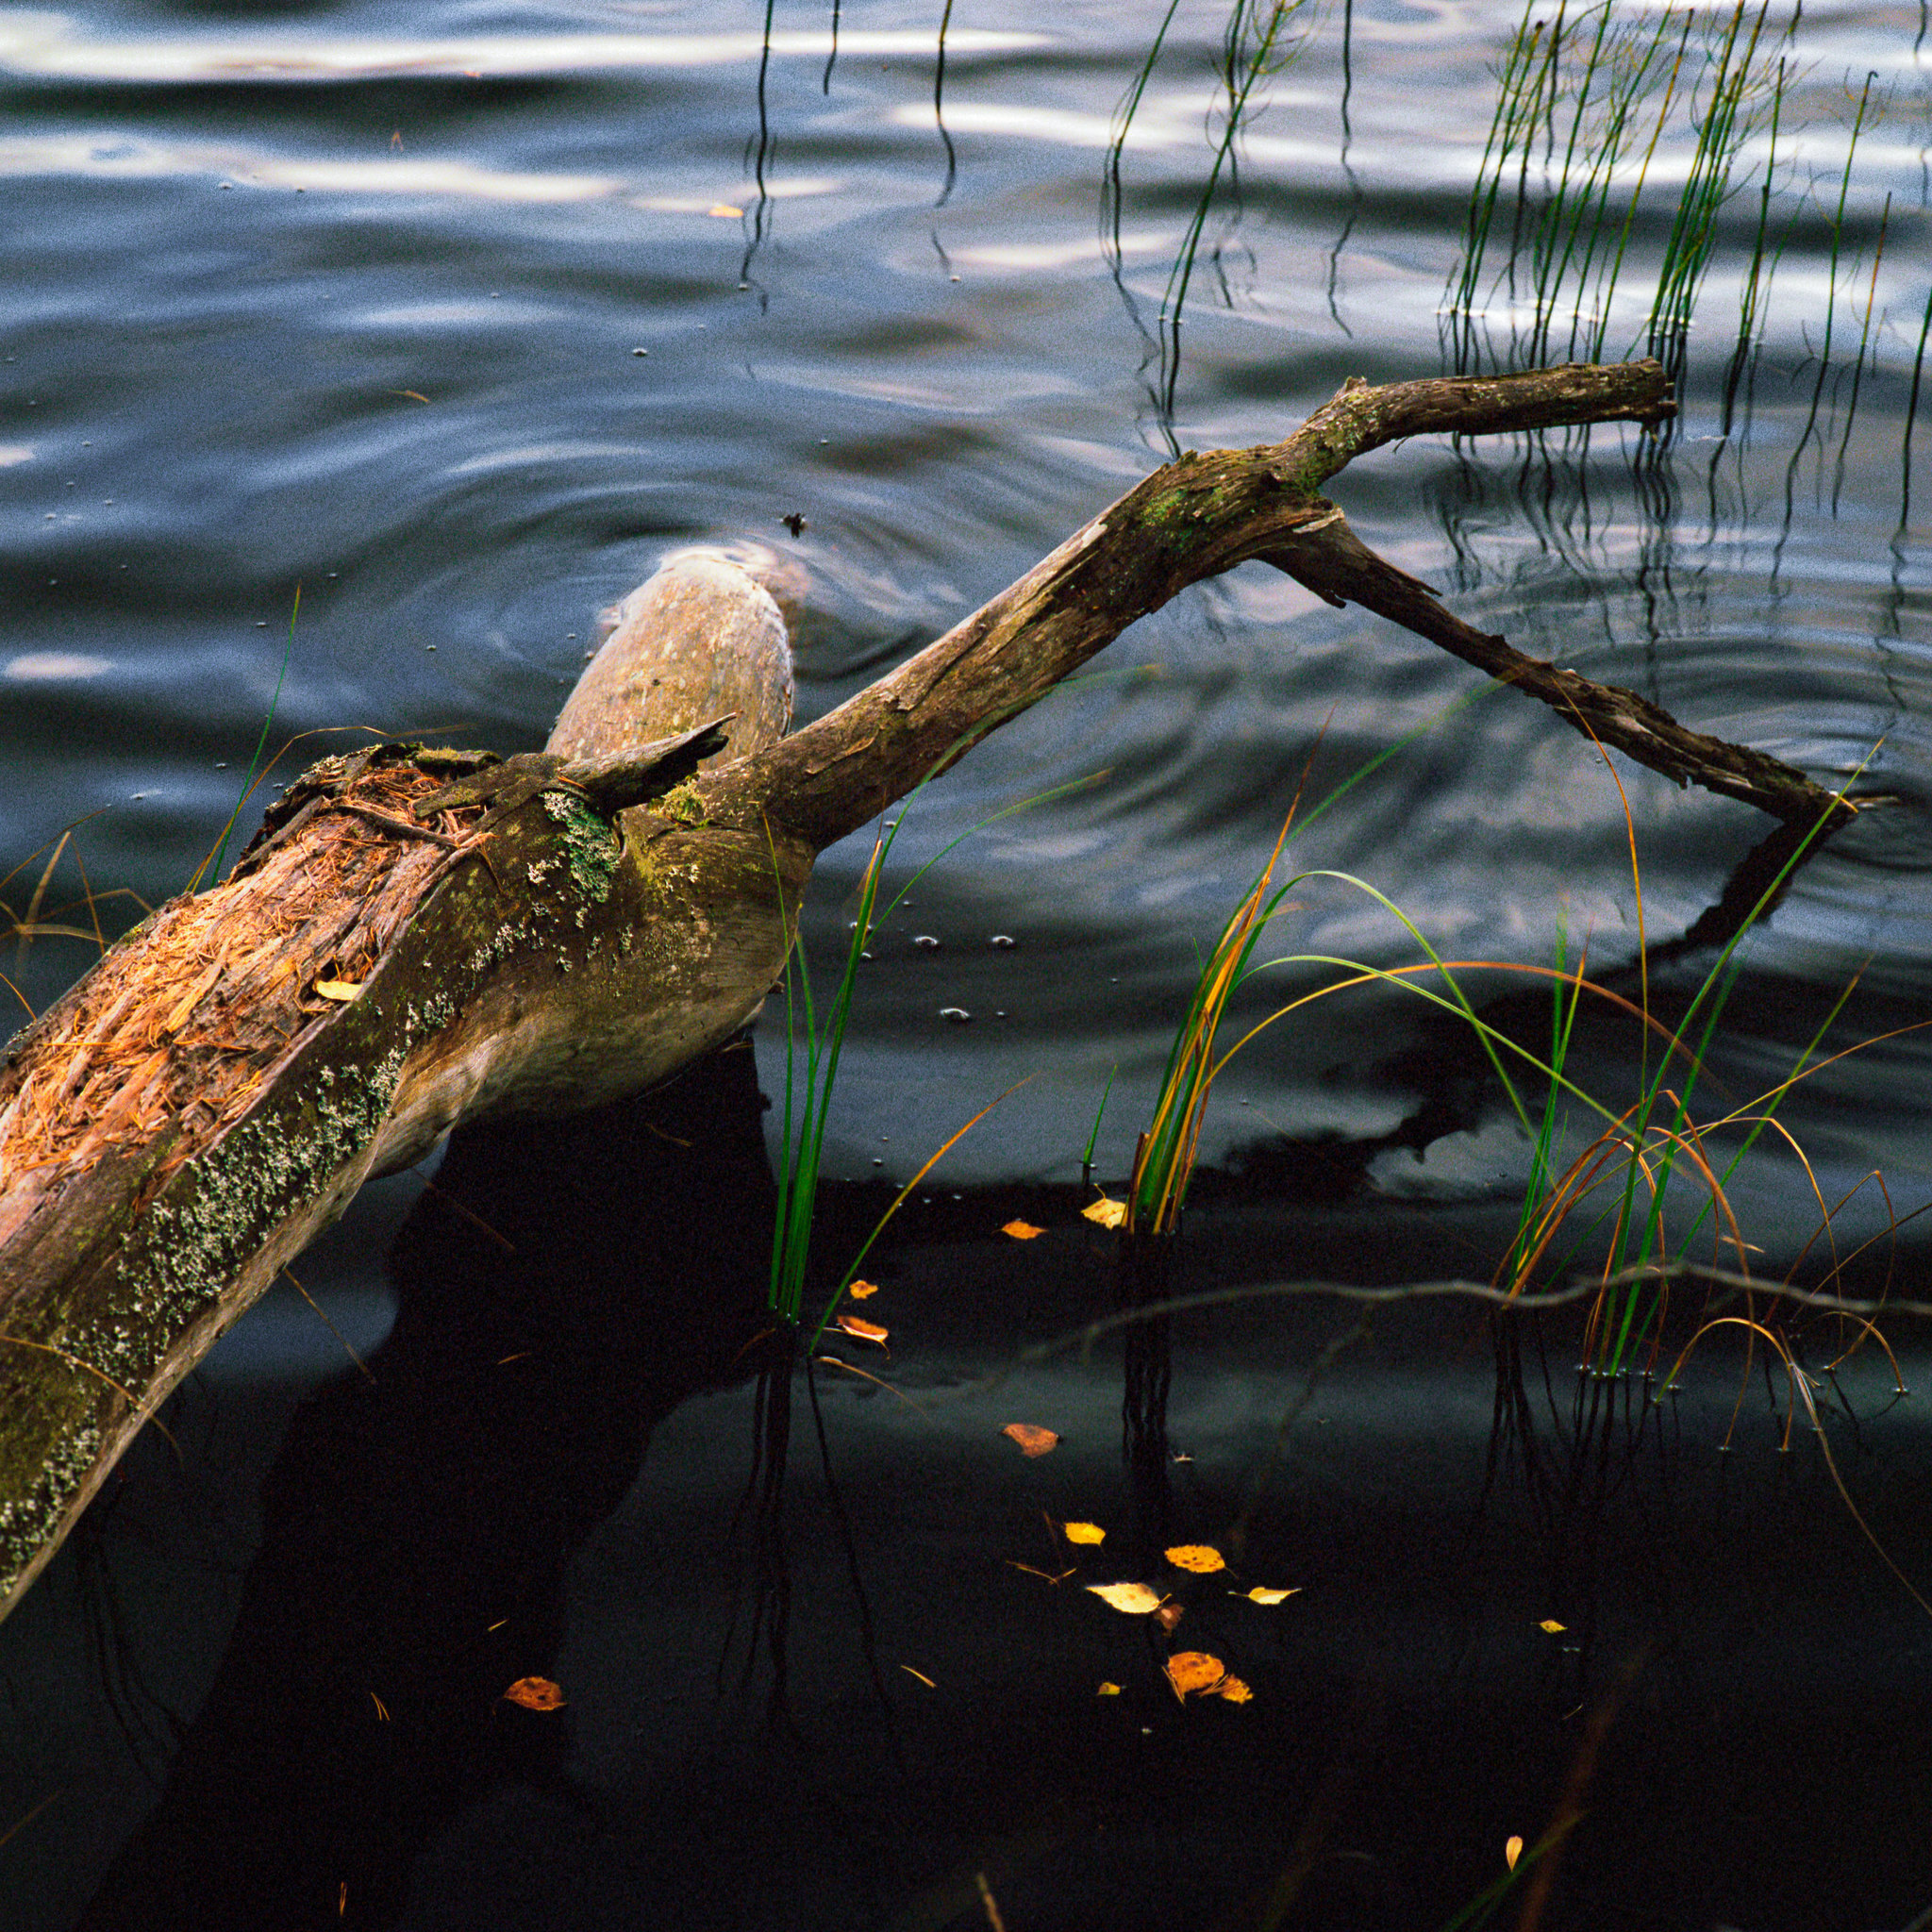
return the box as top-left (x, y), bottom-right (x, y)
top-left (727, 358), bottom-right (1854, 848)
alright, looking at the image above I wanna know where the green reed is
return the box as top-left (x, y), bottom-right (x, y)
top-left (767, 762), bottom-right (1095, 1336)
top-left (1107, 0), bottom-right (1319, 416)
top-left (1116, 740), bottom-right (1871, 1381)
top-left (1447, 0), bottom-right (1796, 383)
top-left (192, 585), bottom-right (301, 892)
top-left (1642, 0), bottom-right (1780, 359)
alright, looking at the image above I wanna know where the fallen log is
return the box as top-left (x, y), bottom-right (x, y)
top-left (0, 358), bottom-right (1866, 1622)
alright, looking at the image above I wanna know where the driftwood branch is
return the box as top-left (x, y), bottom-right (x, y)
top-left (0, 359), bottom-right (1860, 1623)
top-left (732, 358), bottom-right (1851, 848)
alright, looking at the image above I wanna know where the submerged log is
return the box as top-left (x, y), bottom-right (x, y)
top-left (0, 358), bottom-right (1866, 1621)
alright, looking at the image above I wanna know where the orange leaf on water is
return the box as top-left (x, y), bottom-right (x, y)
top-left (834, 1313), bottom-right (889, 1345)
top-left (1164, 1652), bottom-right (1227, 1699)
top-left (1001, 1219), bottom-right (1045, 1241)
top-left (1232, 1586), bottom-right (1300, 1606)
top-left (502, 1676), bottom-right (565, 1711)
top-left (1165, 1544), bottom-right (1226, 1574)
top-left (1081, 1195), bottom-right (1127, 1228)
top-left (708, 203), bottom-right (744, 217)
top-left (1062, 1521), bottom-right (1106, 1545)
top-left (1539, 1619), bottom-right (1566, 1634)
top-left (847, 1280), bottom-right (880, 1299)
top-left (1097, 1681), bottom-right (1122, 1696)
top-left (1155, 1603), bottom-right (1185, 1633)
top-left (1002, 1423), bottom-right (1059, 1457)
top-left (1506, 1835), bottom-right (1524, 1871)
top-left (1214, 1674), bottom-right (1254, 1705)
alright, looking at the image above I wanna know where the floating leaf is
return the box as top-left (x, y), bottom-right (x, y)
top-left (1506, 1835), bottom-right (1524, 1872)
top-left (1539, 1619), bottom-right (1566, 1634)
top-left (1097, 1681), bottom-right (1121, 1697)
top-left (1002, 1423), bottom-right (1059, 1457)
top-left (1164, 1651), bottom-right (1227, 1699)
top-left (1081, 1195), bottom-right (1127, 1228)
top-left (502, 1676), bottom-right (565, 1711)
top-left (1085, 1582), bottom-right (1164, 1615)
top-left (1165, 1544), bottom-right (1225, 1574)
top-left (1155, 1603), bottom-right (1185, 1633)
top-left (1001, 1219), bottom-right (1045, 1241)
top-left (847, 1280), bottom-right (879, 1300)
top-left (1232, 1587), bottom-right (1301, 1606)
top-left (1215, 1674), bottom-right (1254, 1704)
top-left (1062, 1522), bottom-right (1106, 1545)
top-left (314, 979), bottom-right (362, 1001)
top-left (707, 202), bottom-right (743, 217)
top-left (834, 1313), bottom-right (889, 1346)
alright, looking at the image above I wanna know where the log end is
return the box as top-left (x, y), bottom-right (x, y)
top-left (552, 550), bottom-right (797, 764)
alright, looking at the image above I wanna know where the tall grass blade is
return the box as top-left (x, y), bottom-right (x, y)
top-left (195, 585), bottom-right (300, 892)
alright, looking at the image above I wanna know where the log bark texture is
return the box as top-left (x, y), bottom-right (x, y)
top-left (0, 552), bottom-right (804, 1620)
top-left (0, 360), bottom-right (1865, 1622)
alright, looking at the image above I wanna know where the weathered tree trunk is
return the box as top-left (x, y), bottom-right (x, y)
top-left (0, 359), bottom-right (1864, 1622)
top-left (0, 552), bottom-right (805, 1620)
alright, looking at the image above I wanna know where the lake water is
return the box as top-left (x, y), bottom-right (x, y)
top-left (2, 1), bottom-right (1930, 1925)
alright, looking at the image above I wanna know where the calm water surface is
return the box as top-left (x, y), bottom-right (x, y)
top-left (2, 2), bottom-right (1930, 1925)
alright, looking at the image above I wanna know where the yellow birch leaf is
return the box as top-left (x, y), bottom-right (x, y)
top-left (1164, 1544), bottom-right (1226, 1574)
top-left (1096, 1681), bottom-right (1121, 1696)
top-left (1214, 1674), bottom-right (1254, 1704)
top-left (1232, 1586), bottom-right (1301, 1605)
top-left (1002, 1423), bottom-right (1059, 1457)
top-left (1506, 1835), bottom-right (1524, 1871)
top-left (313, 979), bottom-right (362, 1001)
top-left (502, 1676), bottom-right (565, 1710)
top-left (1001, 1219), bottom-right (1045, 1241)
top-left (707, 202), bottom-right (743, 217)
top-left (1085, 1582), bottom-right (1163, 1615)
top-left (1081, 1195), bottom-right (1127, 1228)
top-left (834, 1313), bottom-right (889, 1345)
top-left (1539, 1619), bottom-right (1566, 1634)
top-left (847, 1280), bottom-right (879, 1299)
top-left (1062, 1522), bottom-right (1106, 1545)
top-left (1164, 1651), bottom-right (1227, 1699)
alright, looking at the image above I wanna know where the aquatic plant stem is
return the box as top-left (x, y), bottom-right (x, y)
top-left (197, 585), bottom-right (300, 891)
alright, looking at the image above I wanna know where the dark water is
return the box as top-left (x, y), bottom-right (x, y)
top-left (3, 2), bottom-right (1931, 1925)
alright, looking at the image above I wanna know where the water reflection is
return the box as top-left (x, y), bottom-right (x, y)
top-left (75, 1049), bottom-right (774, 1929)
top-left (0, 21), bottom-right (1044, 84)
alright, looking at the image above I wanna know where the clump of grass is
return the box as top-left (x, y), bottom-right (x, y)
top-left (1497, 743), bottom-right (1869, 1377)
top-left (1641, 0), bottom-right (1783, 370)
top-left (765, 820), bottom-right (887, 1333)
top-left (1445, 0), bottom-right (1798, 385)
top-left (1112, 728), bottom-right (1875, 1392)
top-left (1125, 814), bottom-right (1296, 1239)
